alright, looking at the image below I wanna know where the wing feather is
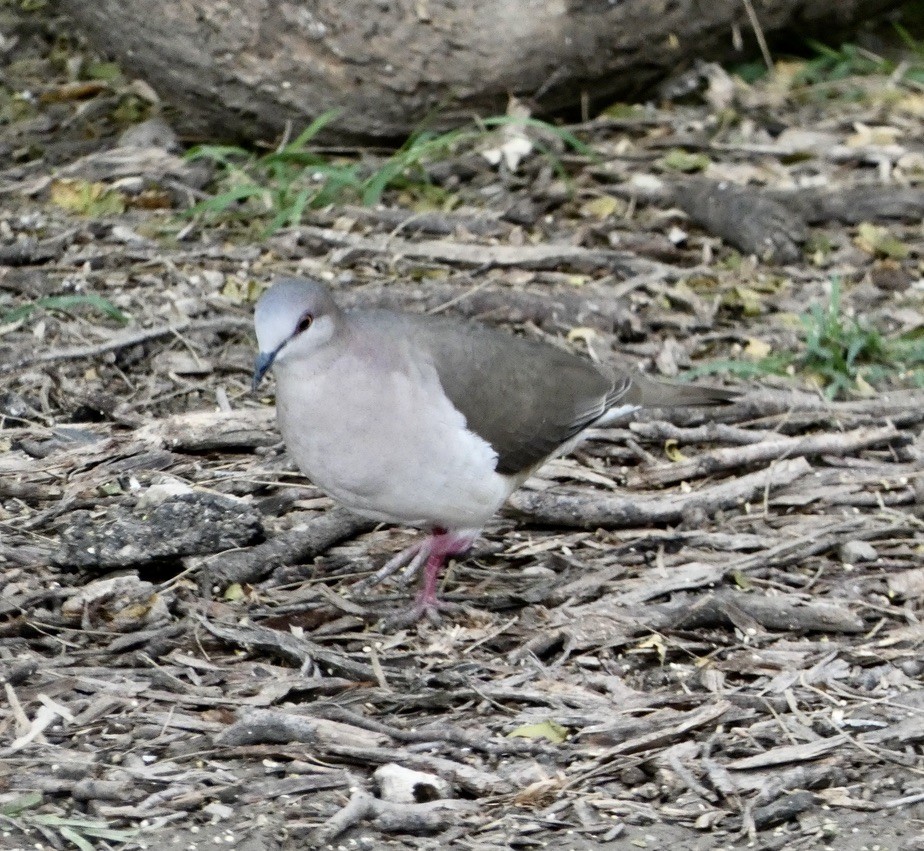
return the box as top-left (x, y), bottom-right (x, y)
top-left (398, 314), bottom-right (627, 475)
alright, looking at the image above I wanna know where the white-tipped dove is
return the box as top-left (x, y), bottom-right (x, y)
top-left (253, 277), bottom-right (733, 622)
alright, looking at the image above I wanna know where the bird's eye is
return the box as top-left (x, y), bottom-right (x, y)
top-left (295, 312), bottom-right (313, 334)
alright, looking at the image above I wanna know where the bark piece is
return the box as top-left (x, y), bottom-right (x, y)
top-left (752, 790), bottom-right (819, 828)
top-left (507, 456), bottom-right (810, 529)
top-left (727, 736), bottom-right (849, 770)
top-left (672, 179), bottom-right (807, 263)
top-left (310, 788), bottom-right (477, 847)
top-left (54, 492), bottom-right (264, 570)
top-left (626, 424), bottom-right (900, 488)
top-left (136, 407), bottom-right (278, 452)
top-left (374, 764), bottom-right (453, 803)
top-left (60, 575), bottom-right (171, 631)
top-left (776, 185), bottom-right (924, 224)
top-left (208, 507), bottom-right (377, 587)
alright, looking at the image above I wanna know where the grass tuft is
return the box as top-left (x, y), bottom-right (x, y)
top-left (692, 279), bottom-right (924, 398)
top-left (2, 294), bottom-right (130, 325)
top-left (2, 795), bottom-right (137, 851)
top-left (730, 21), bottom-right (924, 88)
top-left (186, 112), bottom-right (589, 233)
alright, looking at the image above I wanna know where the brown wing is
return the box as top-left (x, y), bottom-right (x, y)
top-left (405, 314), bottom-right (629, 476)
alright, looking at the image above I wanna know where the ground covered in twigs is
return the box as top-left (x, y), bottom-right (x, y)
top-left (2, 10), bottom-right (924, 851)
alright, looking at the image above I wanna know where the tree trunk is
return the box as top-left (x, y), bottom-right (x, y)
top-left (54, 0), bottom-right (899, 143)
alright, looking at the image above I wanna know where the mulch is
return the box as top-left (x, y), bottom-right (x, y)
top-left (1, 11), bottom-right (924, 851)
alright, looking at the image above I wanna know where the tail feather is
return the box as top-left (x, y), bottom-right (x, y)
top-left (623, 371), bottom-right (737, 408)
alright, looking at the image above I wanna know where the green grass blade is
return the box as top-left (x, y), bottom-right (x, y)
top-left (56, 826), bottom-right (96, 851)
top-left (185, 145), bottom-right (250, 167)
top-left (481, 116), bottom-right (593, 156)
top-left (3, 294), bottom-right (130, 324)
top-left (0, 792), bottom-right (42, 816)
top-left (286, 108), bottom-right (344, 149)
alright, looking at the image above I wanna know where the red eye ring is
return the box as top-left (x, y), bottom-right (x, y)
top-left (295, 312), bottom-right (313, 334)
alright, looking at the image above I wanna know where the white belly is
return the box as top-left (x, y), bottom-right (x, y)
top-left (274, 350), bottom-right (511, 530)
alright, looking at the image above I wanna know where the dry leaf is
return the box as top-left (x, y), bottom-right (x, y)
top-left (635, 634), bottom-right (668, 664)
top-left (222, 277), bottom-right (264, 304)
top-left (664, 439), bottom-right (689, 462)
top-left (508, 720), bottom-right (569, 744)
top-left (50, 178), bottom-right (126, 216)
top-left (723, 285), bottom-right (764, 315)
top-left (847, 123), bottom-right (902, 147)
top-left (567, 326), bottom-right (598, 344)
top-left (744, 338), bottom-right (772, 359)
top-left (660, 149), bottom-right (711, 173)
top-left (854, 222), bottom-right (909, 259)
top-left (480, 98), bottom-right (534, 172)
top-left (581, 195), bottom-right (621, 219)
top-left (513, 777), bottom-right (565, 806)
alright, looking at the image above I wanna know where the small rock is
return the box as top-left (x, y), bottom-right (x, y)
top-left (118, 117), bottom-right (179, 151)
top-left (110, 224), bottom-right (152, 246)
top-left (521, 565), bottom-right (556, 579)
top-left (135, 479), bottom-right (195, 511)
top-left (201, 802), bottom-right (235, 820)
top-left (373, 764), bottom-right (452, 803)
top-left (899, 659), bottom-right (923, 678)
top-left (839, 540), bottom-right (878, 564)
top-left (54, 491), bottom-right (263, 570)
top-left (61, 575), bottom-right (170, 630)
top-left (869, 261), bottom-right (911, 293)
top-left (153, 350), bottom-right (214, 376)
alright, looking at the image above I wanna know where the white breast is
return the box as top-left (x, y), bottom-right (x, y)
top-left (274, 344), bottom-right (512, 530)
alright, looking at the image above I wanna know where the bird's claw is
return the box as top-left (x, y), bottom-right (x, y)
top-left (355, 540), bottom-right (430, 594)
top-left (378, 597), bottom-right (464, 631)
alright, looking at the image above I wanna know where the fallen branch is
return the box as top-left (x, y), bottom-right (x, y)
top-left (672, 178), bottom-right (805, 263)
top-left (1, 317), bottom-right (249, 374)
top-left (626, 424), bottom-right (900, 488)
top-left (573, 700), bottom-right (732, 780)
top-left (507, 457), bottom-right (811, 529)
top-left (196, 615), bottom-right (384, 682)
top-left (720, 517), bottom-right (906, 576)
top-left (627, 421), bottom-right (774, 446)
top-left (650, 590), bottom-right (865, 634)
top-left (321, 744), bottom-right (512, 796)
top-left (715, 389), bottom-right (924, 432)
top-left (297, 223), bottom-right (666, 275)
top-left (215, 707), bottom-right (390, 750)
top-left (206, 507), bottom-right (377, 587)
top-left (310, 704), bottom-right (539, 756)
top-left (309, 788), bottom-right (478, 847)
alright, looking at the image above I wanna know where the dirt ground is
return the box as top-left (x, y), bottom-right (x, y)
top-left (1, 8), bottom-right (924, 851)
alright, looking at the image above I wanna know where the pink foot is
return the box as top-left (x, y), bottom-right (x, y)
top-left (380, 528), bottom-right (477, 628)
top-left (355, 538), bottom-right (431, 594)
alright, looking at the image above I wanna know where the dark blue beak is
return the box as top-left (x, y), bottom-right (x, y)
top-left (252, 350), bottom-right (276, 391)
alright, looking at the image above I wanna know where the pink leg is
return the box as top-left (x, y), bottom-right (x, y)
top-left (407, 528), bottom-right (477, 623)
top-left (356, 538), bottom-right (431, 593)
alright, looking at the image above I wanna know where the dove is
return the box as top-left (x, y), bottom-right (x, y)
top-left (253, 277), bottom-right (732, 622)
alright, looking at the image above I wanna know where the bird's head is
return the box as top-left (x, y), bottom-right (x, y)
top-left (252, 277), bottom-right (341, 390)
